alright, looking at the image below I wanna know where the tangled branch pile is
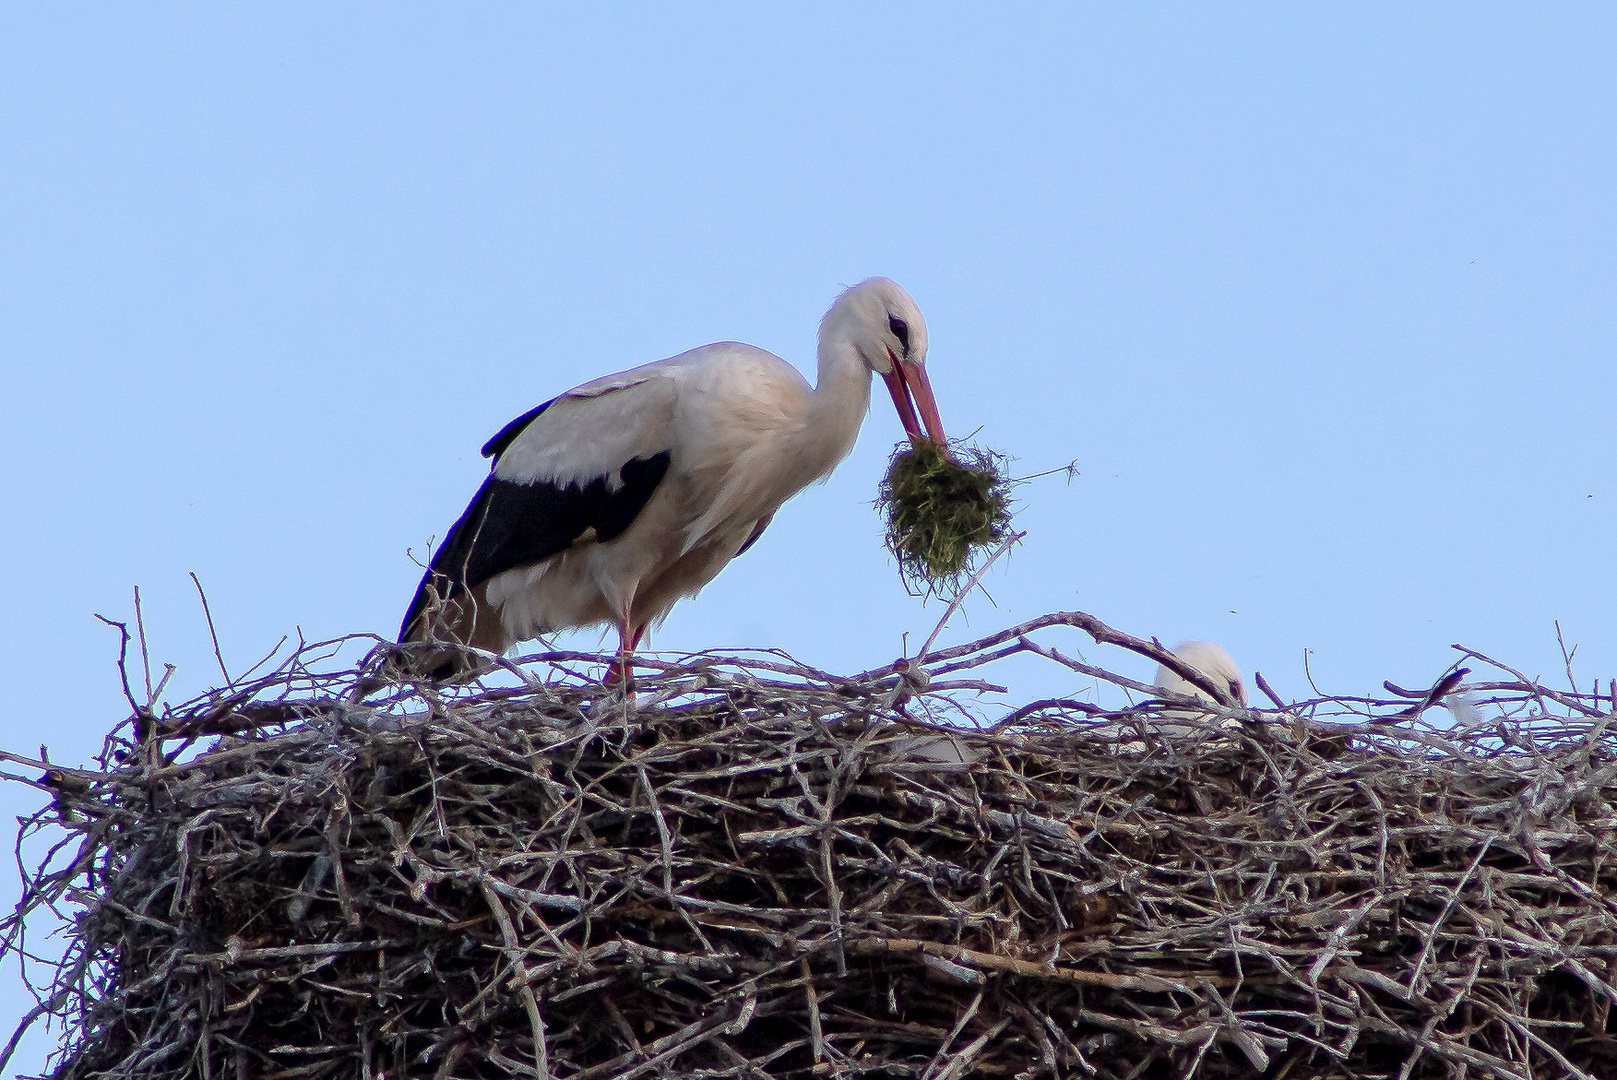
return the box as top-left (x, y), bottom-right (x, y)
top-left (6, 612), bottom-right (1617, 1079)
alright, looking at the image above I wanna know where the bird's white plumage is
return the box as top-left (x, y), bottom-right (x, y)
top-left (1154, 640), bottom-right (1247, 707)
top-left (494, 367), bottom-right (675, 488)
top-left (1103, 640), bottom-right (1250, 749)
top-left (481, 342), bottom-right (844, 645)
top-left (402, 277), bottom-right (943, 681)
top-left (1152, 640), bottom-right (1248, 741)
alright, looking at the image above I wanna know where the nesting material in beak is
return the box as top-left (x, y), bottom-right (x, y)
top-left (877, 440), bottom-right (1014, 595)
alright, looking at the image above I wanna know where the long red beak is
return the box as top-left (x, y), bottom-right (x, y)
top-left (882, 354), bottom-right (947, 451)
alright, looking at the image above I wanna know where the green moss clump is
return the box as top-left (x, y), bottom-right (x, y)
top-left (878, 440), bottom-right (1014, 595)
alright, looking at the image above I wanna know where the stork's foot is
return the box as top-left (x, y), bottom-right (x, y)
top-left (603, 621), bottom-right (645, 695)
top-left (602, 658), bottom-right (636, 694)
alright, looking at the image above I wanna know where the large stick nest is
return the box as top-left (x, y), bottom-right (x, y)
top-left (6, 612), bottom-right (1617, 1079)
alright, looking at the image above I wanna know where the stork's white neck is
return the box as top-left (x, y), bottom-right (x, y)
top-left (793, 336), bottom-right (873, 482)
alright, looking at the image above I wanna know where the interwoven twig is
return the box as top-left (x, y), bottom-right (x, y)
top-left (4, 612), bottom-right (1617, 1079)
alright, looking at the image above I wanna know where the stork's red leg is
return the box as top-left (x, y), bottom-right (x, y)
top-left (604, 620), bottom-right (646, 690)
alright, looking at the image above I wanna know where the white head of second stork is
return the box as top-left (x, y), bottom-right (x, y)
top-left (1155, 641), bottom-right (1248, 709)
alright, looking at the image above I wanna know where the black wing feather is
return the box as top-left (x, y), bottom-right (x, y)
top-left (733, 513), bottom-right (774, 559)
top-left (480, 397), bottom-right (559, 459)
top-left (400, 450), bottom-right (671, 642)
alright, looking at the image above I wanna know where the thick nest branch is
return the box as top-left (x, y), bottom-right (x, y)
top-left (5, 612), bottom-right (1617, 1079)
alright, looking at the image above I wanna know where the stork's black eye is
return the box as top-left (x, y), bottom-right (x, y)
top-left (888, 314), bottom-right (910, 355)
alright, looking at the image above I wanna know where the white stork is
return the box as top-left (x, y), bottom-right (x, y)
top-left (1155, 641), bottom-right (1247, 708)
top-left (399, 278), bottom-right (946, 682)
top-left (1151, 640), bottom-right (1248, 739)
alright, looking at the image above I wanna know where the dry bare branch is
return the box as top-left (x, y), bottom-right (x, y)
top-left (5, 611), bottom-right (1617, 1079)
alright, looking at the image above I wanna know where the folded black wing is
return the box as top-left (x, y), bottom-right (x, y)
top-left (400, 373), bottom-right (681, 643)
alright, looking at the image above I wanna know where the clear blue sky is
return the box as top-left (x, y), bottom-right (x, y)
top-left (3, 6), bottom-right (1614, 1070)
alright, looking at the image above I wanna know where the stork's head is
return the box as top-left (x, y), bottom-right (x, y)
top-left (822, 277), bottom-right (945, 449)
top-left (1155, 641), bottom-right (1248, 707)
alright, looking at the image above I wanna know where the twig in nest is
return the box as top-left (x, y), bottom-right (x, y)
top-left (190, 571), bottom-right (232, 686)
top-left (915, 530), bottom-right (1025, 663)
top-left (9, 612), bottom-right (1617, 1080)
top-left (1254, 671), bottom-right (1288, 711)
top-left (1379, 667), bottom-right (1471, 721)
